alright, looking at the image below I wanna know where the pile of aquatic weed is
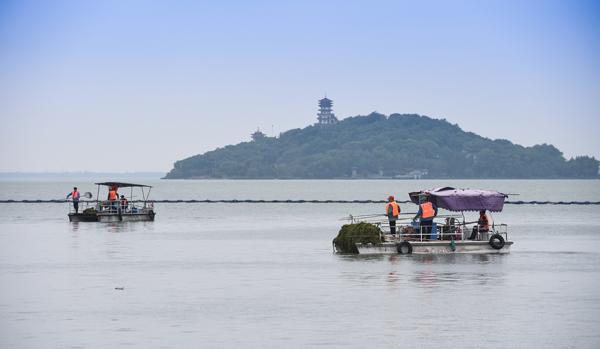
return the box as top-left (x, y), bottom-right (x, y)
top-left (333, 222), bottom-right (383, 254)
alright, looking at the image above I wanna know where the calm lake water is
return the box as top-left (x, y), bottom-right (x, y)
top-left (1, 179), bottom-right (600, 348)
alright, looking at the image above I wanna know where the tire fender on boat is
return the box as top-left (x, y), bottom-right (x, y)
top-left (397, 241), bottom-right (413, 254)
top-left (489, 234), bottom-right (505, 250)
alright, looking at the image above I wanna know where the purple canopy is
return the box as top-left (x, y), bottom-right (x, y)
top-left (409, 187), bottom-right (507, 212)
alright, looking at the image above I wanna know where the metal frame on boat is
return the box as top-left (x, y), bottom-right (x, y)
top-left (351, 187), bottom-right (514, 255)
top-left (68, 182), bottom-right (156, 222)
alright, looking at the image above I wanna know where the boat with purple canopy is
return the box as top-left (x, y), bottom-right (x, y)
top-left (354, 187), bottom-right (513, 255)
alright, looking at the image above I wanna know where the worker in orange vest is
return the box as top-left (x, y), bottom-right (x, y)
top-left (66, 186), bottom-right (80, 213)
top-left (413, 195), bottom-right (438, 239)
top-left (108, 186), bottom-right (118, 211)
top-left (385, 195), bottom-right (401, 236)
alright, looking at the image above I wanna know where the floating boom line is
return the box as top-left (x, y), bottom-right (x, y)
top-left (0, 199), bottom-right (599, 205)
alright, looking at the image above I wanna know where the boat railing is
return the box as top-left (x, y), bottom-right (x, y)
top-left (357, 218), bottom-right (508, 243)
top-left (68, 200), bottom-right (153, 214)
top-left (97, 200), bottom-right (154, 214)
top-left (401, 221), bottom-right (508, 242)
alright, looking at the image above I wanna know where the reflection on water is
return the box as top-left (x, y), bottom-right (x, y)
top-left (102, 221), bottom-right (155, 234)
top-left (339, 252), bottom-right (505, 265)
top-left (338, 253), bottom-right (507, 290)
top-left (68, 221), bottom-right (156, 235)
top-left (409, 270), bottom-right (503, 288)
top-left (107, 222), bottom-right (133, 234)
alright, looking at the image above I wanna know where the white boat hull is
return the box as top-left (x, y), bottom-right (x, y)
top-left (97, 212), bottom-right (155, 222)
top-left (356, 240), bottom-right (513, 255)
top-left (69, 211), bottom-right (155, 222)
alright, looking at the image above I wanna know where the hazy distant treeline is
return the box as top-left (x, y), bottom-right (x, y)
top-left (165, 113), bottom-right (599, 179)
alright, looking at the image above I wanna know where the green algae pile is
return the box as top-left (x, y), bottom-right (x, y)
top-left (82, 207), bottom-right (97, 215)
top-left (333, 222), bottom-right (383, 254)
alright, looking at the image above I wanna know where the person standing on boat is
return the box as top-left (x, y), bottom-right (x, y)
top-left (385, 195), bottom-right (401, 236)
top-left (66, 187), bottom-right (80, 213)
top-left (413, 196), bottom-right (437, 239)
top-left (108, 186), bottom-right (118, 211)
top-left (119, 195), bottom-right (128, 212)
top-left (469, 210), bottom-right (490, 240)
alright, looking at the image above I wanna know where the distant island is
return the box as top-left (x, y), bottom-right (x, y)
top-left (165, 108), bottom-right (599, 179)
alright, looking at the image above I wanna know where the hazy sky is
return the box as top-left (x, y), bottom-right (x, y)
top-left (1, 0), bottom-right (598, 172)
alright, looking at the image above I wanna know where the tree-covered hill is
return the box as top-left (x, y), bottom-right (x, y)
top-left (164, 113), bottom-right (599, 179)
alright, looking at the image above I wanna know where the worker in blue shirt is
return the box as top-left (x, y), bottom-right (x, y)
top-left (413, 196), bottom-right (438, 239)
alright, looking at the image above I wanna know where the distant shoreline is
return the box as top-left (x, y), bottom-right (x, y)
top-left (0, 172), bottom-right (166, 181)
top-left (161, 177), bottom-right (599, 181)
top-left (1, 173), bottom-right (597, 181)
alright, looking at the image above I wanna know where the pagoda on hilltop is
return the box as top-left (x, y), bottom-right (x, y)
top-left (316, 96), bottom-right (338, 125)
top-left (251, 128), bottom-right (266, 141)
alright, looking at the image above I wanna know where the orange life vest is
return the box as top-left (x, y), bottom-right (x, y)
top-left (108, 190), bottom-right (117, 201)
top-left (71, 191), bottom-right (80, 200)
top-left (421, 202), bottom-right (435, 219)
top-left (386, 202), bottom-right (399, 217)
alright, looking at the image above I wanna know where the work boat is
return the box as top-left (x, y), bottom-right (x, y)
top-left (68, 182), bottom-right (156, 222)
top-left (354, 188), bottom-right (513, 255)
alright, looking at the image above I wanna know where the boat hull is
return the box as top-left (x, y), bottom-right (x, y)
top-left (97, 212), bottom-right (155, 222)
top-left (356, 240), bottom-right (513, 255)
top-left (68, 211), bottom-right (155, 222)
